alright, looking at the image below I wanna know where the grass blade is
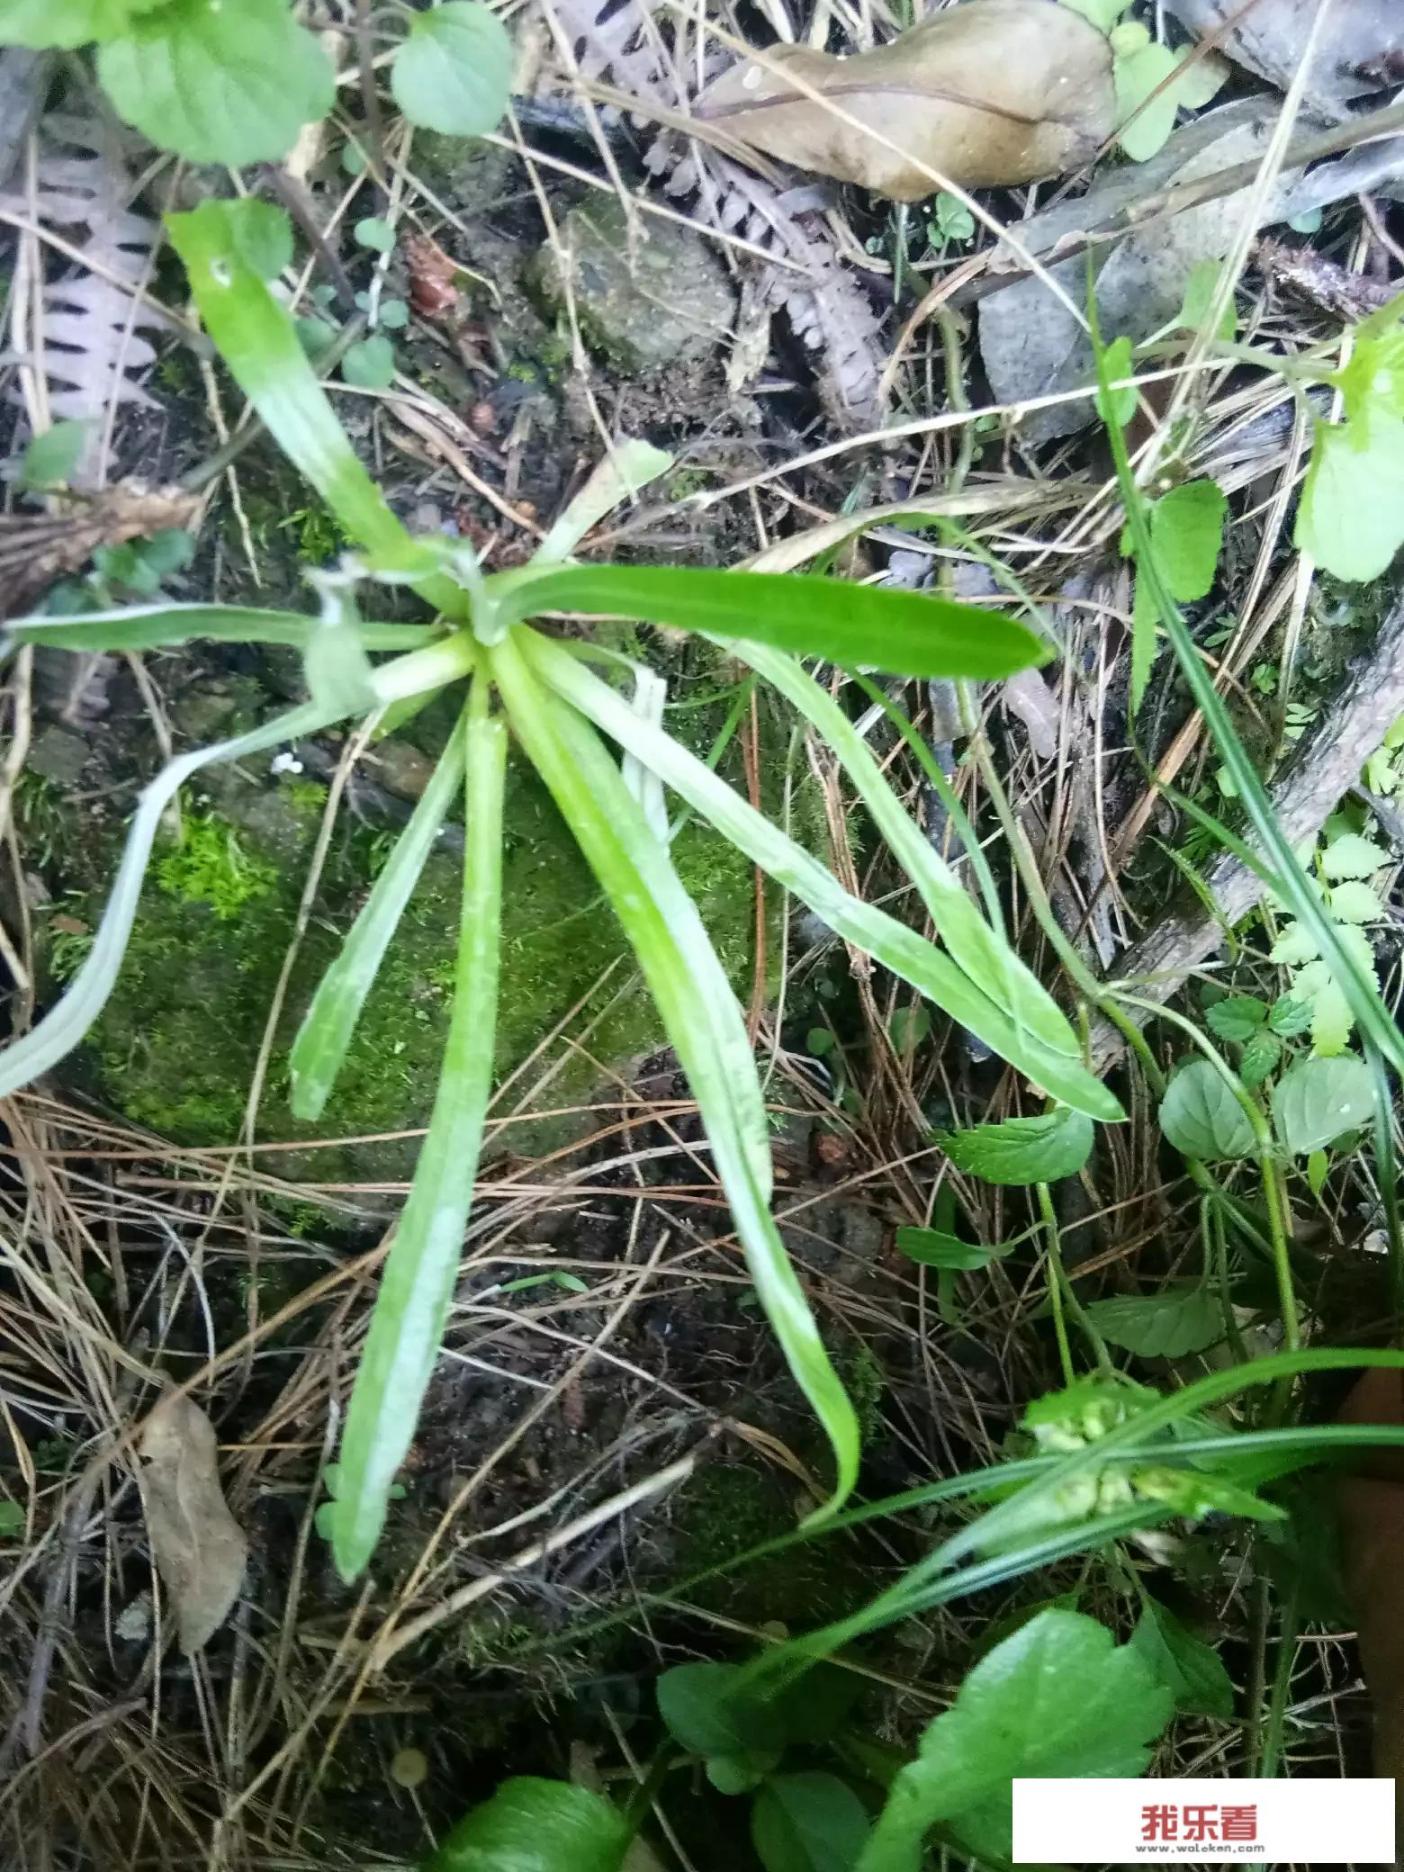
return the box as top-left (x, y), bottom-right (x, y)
top-left (329, 688), bottom-right (505, 1581)
top-left (289, 732), bottom-right (468, 1120)
top-left (165, 200), bottom-right (464, 618)
top-left (489, 632), bottom-right (859, 1510)
top-left (532, 439), bottom-right (673, 565)
top-left (522, 631), bottom-right (1121, 1122)
top-left (726, 639), bottom-right (1078, 1063)
top-left (0, 701), bottom-right (340, 1099)
top-left (5, 604), bottom-right (439, 654)
top-left (504, 564), bottom-right (1047, 680)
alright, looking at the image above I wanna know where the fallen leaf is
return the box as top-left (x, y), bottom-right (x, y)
top-left (138, 1393), bottom-right (249, 1654)
top-left (697, 0), bottom-right (1115, 203)
top-left (0, 483), bottom-right (201, 622)
top-left (1165, 0), bottom-right (1404, 108)
top-left (402, 229), bottom-right (460, 320)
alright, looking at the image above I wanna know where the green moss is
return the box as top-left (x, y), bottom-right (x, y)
top-left (840, 1339), bottom-right (886, 1441)
top-left (73, 641), bottom-right (821, 1178)
top-left (154, 814), bottom-right (278, 920)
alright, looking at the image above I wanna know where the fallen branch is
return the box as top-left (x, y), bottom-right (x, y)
top-left (1090, 593), bottom-right (1404, 1076)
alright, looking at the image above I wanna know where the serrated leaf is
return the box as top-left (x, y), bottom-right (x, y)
top-left (1128, 1596), bottom-right (1234, 1719)
top-left (1269, 923), bottom-right (1319, 967)
top-left (1326, 879), bottom-right (1383, 923)
top-left (1158, 1061), bottom-right (1254, 1160)
top-left (341, 336), bottom-right (397, 390)
top-left (391, 0), bottom-right (514, 136)
top-left (1269, 995), bottom-right (1312, 1037)
top-left (1238, 1029), bottom-right (1281, 1090)
top-left (940, 1107), bottom-right (1093, 1186)
top-left (423, 1778), bottom-right (629, 1872)
top-left (1337, 326), bottom-right (1404, 424)
top-left (1270, 1055), bottom-right (1374, 1155)
top-left (1204, 994), bottom-right (1267, 1043)
top-left (97, 0), bottom-right (335, 165)
top-left (1321, 833), bottom-right (1390, 881)
top-left (1153, 479), bottom-right (1226, 603)
top-left (895, 1228), bottom-right (1003, 1270)
top-left (753, 1773), bottom-right (870, 1872)
top-left (1084, 1284), bottom-right (1223, 1358)
top-left (857, 1610), bottom-right (1171, 1872)
top-left (1297, 410), bottom-right (1404, 584)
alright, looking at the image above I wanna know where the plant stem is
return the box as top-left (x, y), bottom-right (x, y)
top-left (1037, 1181), bottom-right (1113, 1378)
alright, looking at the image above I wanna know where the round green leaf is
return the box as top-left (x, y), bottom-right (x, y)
top-left (1158, 1061), bottom-right (1254, 1160)
top-left (422, 1777), bottom-right (629, 1872)
top-left (391, 1), bottom-right (514, 137)
top-left (0, 0), bottom-right (137, 48)
top-left (752, 1772), bottom-right (870, 1872)
top-left (1115, 39), bottom-right (1180, 162)
top-left (354, 216), bottom-right (396, 254)
top-left (18, 420), bottom-right (90, 491)
top-left (1270, 1055), bottom-right (1375, 1156)
top-left (97, 0), bottom-right (335, 165)
top-left (657, 1662), bottom-right (782, 1759)
top-left (341, 336), bottom-right (397, 390)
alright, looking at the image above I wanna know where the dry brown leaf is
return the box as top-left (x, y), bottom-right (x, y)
top-left (697, 0), bottom-right (1115, 203)
top-left (138, 1393), bottom-right (248, 1654)
top-left (0, 483), bottom-right (201, 622)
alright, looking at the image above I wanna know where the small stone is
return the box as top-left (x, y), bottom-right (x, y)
top-left (27, 725), bottom-right (89, 787)
top-left (530, 197), bottom-right (736, 373)
top-left (389, 1746), bottom-right (428, 1789)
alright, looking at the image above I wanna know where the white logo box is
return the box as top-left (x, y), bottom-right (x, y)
top-left (1012, 1777), bottom-right (1395, 1865)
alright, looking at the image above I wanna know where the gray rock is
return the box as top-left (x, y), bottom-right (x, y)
top-left (28, 725), bottom-right (89, 787)
top-left (531, 196), bottom-right (736, 372)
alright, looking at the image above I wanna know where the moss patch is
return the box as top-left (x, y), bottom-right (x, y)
top-left (73, 648), bottom-right (799, 1179)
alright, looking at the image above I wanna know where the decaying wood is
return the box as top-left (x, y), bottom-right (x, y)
top-left (1089, 593), bottom-right (1404, 1075)
top-left (0, 483), bottom-right (201, 622)
top-left (1253, 234), bottom-right (1399, 321)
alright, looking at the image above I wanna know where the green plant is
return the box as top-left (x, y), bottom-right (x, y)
top-left (0, 195), bottom-right (1122, 1583)
top-left (1058, 0), bottom-right (1226, 160)
top-left (0, 0), bottom-right (514, 166)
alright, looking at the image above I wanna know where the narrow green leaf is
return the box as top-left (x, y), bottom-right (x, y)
top-left (727, 641), bottom-right (1084, 1071)
top-left (289, 735), bottom-right (467, 1120)
top-left (895, 1228), bottom-right (1002, 1270)
top-left (97, 0), bottom-right (334, 165)
top-left (753, 1773), bottom-right (871, 1872)
top-left (18, 419), bottom-right (89, 490)
top-left (0, 701), bottom-right (340, 1100)
top-left (5, 603), bottom-right (437, 654)
top-left (1128, 1596), bottom-right (1234, 1718)
top-left (940, 1108), bottom-right (1093, 1186)
top-left (1084, 1285), bottom-right (1224, 1358)
top-left (533, 439), bottom-right (673, 565)
top-left (1270, 1055), bottom-right (1374, 1156)
top-left (857, 1610), bottom-right (1171, 1872)
top-left (165, 200), bottom-right (463, 615)
top-left (423, 1777), bottom-right (629, 1872)
top-left (391, 0), bottom-right (515, 137)
top-left (521, 631), bottom-right (1122, 1122)
top-left (303, 579), bottom-right (378, 715)
top-left (1095, 335), bottom-right (1137, 429)
top-left (329, 695), bottom-right (505, 1581)
top-left (491, 631), bottom-right (859, 1514)
top-left (1158, 1061), bottom-right (1255, 1160)
top-left (504, 564), bottom-right (1048, 681)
